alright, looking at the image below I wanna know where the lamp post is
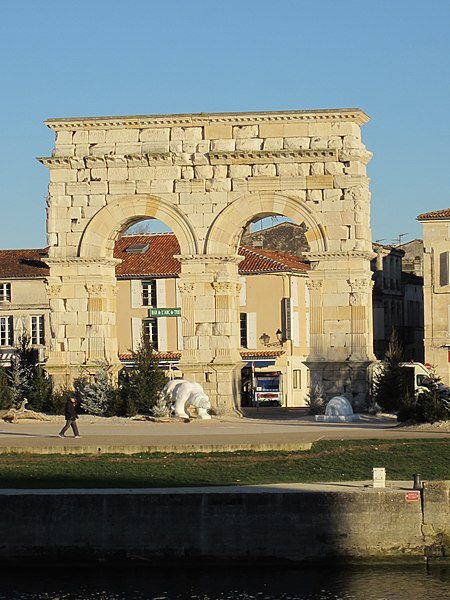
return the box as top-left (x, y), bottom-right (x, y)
top-left (259, 329), bottom-right (284, 347)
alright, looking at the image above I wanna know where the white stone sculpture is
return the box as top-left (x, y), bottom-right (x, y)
top-left (163, 379), bottom-right (211, 420)
top-left (315, 395), bottom-right (360, 423)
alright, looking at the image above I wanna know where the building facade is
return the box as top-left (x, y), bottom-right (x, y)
top-left (418, 208), bottom-right (450, 385)
top-left (0, 250), bottom-right (50, 366)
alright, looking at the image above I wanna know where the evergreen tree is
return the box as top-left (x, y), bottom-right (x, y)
top-left (120, 335), bottom-right (168, 416)
top-left (7, 354), bottom-right (31, 409)
top-left (151, 391), bottom-right (172, 418)
top-left (26, 365), bottom-right (52, 412)
top-left (373, 329), bottom-right (410, 412)
top-left (75, 362), bottom-right (116, 416)
top-left (398, 368), bottom-right (450, 423)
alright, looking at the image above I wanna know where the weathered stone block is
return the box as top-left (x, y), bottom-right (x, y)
top-left (109, 181), bottom-right (136, 194)
top-left (89, 143), bottom-right (115, 156)
top-left (210, 139), bottom-right (236, 152)
top-left (324, 162), bottom-right (344, 175)
top-left (263, 137), bottom-right (284, 150)
top-left (259, 123), bottom-right (284, 138)
top-left (53, 144), bottom-right (75, 157)
top-left (232, 125), bottom-right (258, 138)
top-left (89, 181), bottom-right (108, 194)
top-left (50, 169), bottom-right (78, 183)
top-left (107, 167), bottom-right (128, 181)
top-left (343, 135), bottom-right (361, 149)
top-left (55, 131), bottom-right (73, 145)
top-left (311, 137), bottom-right (329, 149)
top-left (252, 164), bottom-right (277, 177)
top-left (105, 129), bottom-right (139, 143)
top-left (206, 179), bottom-right (231, 192)
top-left (235, 138), bottom-right (263, 151)
top-left (204, 125), bottom-right (232, 139)
top-left (284, 137), bottom-right (310, 150)
top-left (212, 165), bottom-right (228, 179)
top-left (171, 127), bottom-right (203, 141)
top-left (150, 180), bottom-right (174, 193)
top-left (228, 165), bottom-right (252, 178)
top-left (154, 166), bottom-right (181, 180)
top-left (194, 165), bottom-right (214, 179)
top-left (116, 143), bottom-right (142, 155)
top-left (311, 162), bottom-right (325, 175)
top-left (142, 141), bottom-right (170, 153)
top-left (88, 130), bottom-right (106, 144)
top-left (140, 128), bottom-right (170, 141)
top-left (73, 131), bottom-right (89, 144)
top-left (128, 166), bottom-right (156, 180)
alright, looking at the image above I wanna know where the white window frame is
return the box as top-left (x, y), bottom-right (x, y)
top-left (0, 316), bottom-right (13, 346)
top-left (30, 315), bottom-right (45, 345)
top-left (0, 282), bottom-right (11, 303)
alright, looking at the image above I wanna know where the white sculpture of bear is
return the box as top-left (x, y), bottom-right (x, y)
top-left (163, 379), bottom-right (211, 420)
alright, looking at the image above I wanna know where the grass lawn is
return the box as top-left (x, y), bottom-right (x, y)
top-left (0, 438), bottom-right (449, 489)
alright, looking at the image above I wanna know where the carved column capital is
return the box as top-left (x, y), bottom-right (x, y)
top-left (85, 283), bottom-right (106, 297)
top-left (212, 281), bottom-right (236, 294)
top-left (306, 279), bottom-right (323, 293)
top-left (177, 282), bottom-right (195, 295)
top-left (45, 284), bottom-right (62, 299)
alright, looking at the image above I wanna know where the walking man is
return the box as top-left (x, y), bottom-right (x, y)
top-left (58, 396), bottom-right (81, 438)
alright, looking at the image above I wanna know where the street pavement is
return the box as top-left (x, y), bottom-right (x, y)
top-left (0, 407), bottom-right (448, 454)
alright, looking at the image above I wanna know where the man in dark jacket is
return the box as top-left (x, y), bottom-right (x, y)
top-left (58, 396), bottom-right (81, 438)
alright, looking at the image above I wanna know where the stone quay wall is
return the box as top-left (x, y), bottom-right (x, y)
top-left (0, 482), bottom-right (449, 565)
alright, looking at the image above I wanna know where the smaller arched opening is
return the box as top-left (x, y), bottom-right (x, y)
top-left (204, 191), bottom-right (327, 257)
top-left (78, 195), bottom-right (199, 259)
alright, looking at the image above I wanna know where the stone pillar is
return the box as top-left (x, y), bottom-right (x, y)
top-left (176, 255), bottom-right (243, 415)
top-left (348, 277), bottom-right (373, 361)
top-left (177, 281), bottom-right (196, 361)
top-left (43, 258), bottom-right (122, 389)
top-left (306, 279), bottom-right (325, 360)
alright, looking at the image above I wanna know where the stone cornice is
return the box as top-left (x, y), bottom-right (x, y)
top-left (175, 254), bottom-right (244, 265)
top-left (44, 108), bottom-right (369, 131)
top-left (209, 149), bottom-right (338, 165)
top-left (37, 153), bottom-right (171, 168)
top-left (305, 250), bottom-right (377, 261)
top-left (44, 257), bottom-right (122, 267)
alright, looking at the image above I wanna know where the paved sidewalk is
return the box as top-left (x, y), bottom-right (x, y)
top-left (0, 408), bottom-right (448, 454)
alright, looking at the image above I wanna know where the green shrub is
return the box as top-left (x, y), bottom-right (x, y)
top-left (0, 367), bottom-right (12, 410)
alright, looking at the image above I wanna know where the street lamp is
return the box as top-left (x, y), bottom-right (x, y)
top-left (259, 329), bottom-right (284, 347)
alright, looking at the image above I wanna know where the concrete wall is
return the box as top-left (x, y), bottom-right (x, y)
top-left (1, 482), bottom-right (449, 565)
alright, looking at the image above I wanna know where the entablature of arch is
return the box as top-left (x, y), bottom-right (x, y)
top-left (175, 254), bottom-right (244, 265)
top-left (44, 108), bottom-right (369, 131)
top-left (305, 250), bottom-right (377, 262)
top-left (44, 257), bottom-right (122, 267)
top-left (209, 149), bottom-right (339, 165)
top-left (38, 153), bottom-right (172, 169)
top-left (38, 147), bottom-right (371, 171)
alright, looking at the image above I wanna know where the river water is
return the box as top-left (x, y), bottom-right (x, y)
top-left (0, 564), bottom-right (449, 599)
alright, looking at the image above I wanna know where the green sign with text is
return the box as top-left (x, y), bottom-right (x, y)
top-left (149, 307), bottom-right (181, 317)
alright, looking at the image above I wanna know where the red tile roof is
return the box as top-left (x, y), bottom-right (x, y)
top-left (119, 350), bottom-right (284, 361)
top-left (114, 234), bottom-right (182, 277)
top-left (0, 249), bottom-right (49, 278)
top-left (0, 234), bottom-right (310, 279)
top-left (417, 208), bottom-right (450, 221)
top-left (115, 233), bottom-right (309, 278)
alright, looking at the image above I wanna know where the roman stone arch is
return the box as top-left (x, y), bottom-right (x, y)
top-left (205, 191), bottom-right (327, 256)
top-left (40, 108), bottom-right (375, 411)
top-left (79, 195), bottom-right (198, 259)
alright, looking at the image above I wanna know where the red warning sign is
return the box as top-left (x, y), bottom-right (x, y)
top-left (405, 491), bottom-right (421, 502)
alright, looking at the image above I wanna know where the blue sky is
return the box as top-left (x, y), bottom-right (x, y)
top-left (1, 0), bottom-right (449, 249)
